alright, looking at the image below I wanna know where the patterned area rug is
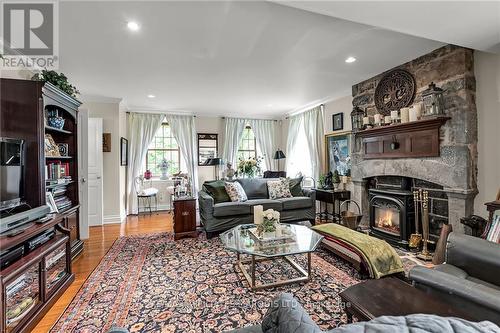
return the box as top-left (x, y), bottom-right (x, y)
top-left (51, 233), bottom-right (361, 333)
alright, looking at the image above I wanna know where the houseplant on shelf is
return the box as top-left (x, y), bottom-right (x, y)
top-left (332, 170), bottom-right (341, 190)
top-left (237, 156), bottom-right (262, 178)
top-left (32, 70), bottom-right (80, 98)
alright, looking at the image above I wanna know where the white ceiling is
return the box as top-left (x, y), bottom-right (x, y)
top-left (276, 1), bottom-right (500, 54)
top-left (59, 1), bottom-right (446, 118)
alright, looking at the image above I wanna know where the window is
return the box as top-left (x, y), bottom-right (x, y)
top-left (145, 123), bottom-right (181, 176)
top-left (237, 126), bottom-right (257, 161)
top-left (286, 124), bottom-right (312, 178)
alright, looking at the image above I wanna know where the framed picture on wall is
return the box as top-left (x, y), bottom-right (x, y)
top-left (332, 112), bottom-right (344, 131)
top-left (198, 133), bottom-right (218, 166)
top-left (120, 137), bottom-right (128, 166)
top-left (325, 131), bottom-right (352, 175)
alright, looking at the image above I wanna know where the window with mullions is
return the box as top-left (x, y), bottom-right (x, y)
top-left (237, 126), bottom-right (257, 161)
top-left (146, 123), bottom-right (181, 176)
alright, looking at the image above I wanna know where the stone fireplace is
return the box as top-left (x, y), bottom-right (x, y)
top-left (350, 45), bottom-right (478, 236)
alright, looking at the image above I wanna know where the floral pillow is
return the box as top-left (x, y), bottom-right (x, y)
top-left (224, 182), bottom-right (248, 202)
top-left (267, 179), bottom-right (292, 200)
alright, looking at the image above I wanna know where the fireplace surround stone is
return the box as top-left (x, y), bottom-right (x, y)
top-left (350, 45), bottom-right (478, 234)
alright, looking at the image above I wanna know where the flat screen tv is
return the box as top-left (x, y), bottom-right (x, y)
top-left (0, 138), bottom-right (24, 211)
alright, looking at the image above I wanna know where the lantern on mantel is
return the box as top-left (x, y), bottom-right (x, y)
top-left (351, 106), bottom-right (365, 132)
top-left (422, 82), bottom-right (445, 117)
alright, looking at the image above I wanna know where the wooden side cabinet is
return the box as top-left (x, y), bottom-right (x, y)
top-left (173, 197), bottom-right (198, 240)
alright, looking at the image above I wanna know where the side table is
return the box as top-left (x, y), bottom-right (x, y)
top-left (173, 196), bottom-right (198, 240)
top-left (314, 188), bottom-right (350, 222)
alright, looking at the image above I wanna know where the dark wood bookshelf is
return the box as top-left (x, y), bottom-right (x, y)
top-left (46, 156), bottom-right (73, 160)
top-left (44, 125), bottom-right (72, 135)
top-left (0, 79), bottom-right (82, 333)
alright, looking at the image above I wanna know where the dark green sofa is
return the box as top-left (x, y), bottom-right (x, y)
top-left (199, 178), bottom-right (316, 237)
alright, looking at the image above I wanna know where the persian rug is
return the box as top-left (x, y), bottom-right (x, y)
top-left (51, 233), bottom-right (361, 333)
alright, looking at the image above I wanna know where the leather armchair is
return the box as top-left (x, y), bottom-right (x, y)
top-left (410, 232), bottom-right (500, 323)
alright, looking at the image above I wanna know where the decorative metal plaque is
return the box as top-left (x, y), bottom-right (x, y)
top-left (374, 69), bottom-right (416, 115)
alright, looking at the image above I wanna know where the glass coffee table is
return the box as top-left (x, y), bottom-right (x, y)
top-left (220, 223), bottom-right (323, 290)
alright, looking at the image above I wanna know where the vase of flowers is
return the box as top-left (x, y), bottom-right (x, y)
top-left (237, 156), bottom-right (262, 178)
top-left (157, 159), bottom-right (170, 180)
top-left (257, 209), bottom-right (280, 238)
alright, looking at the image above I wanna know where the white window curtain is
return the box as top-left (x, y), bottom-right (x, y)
top-left (249, 119), bottom-right (278, 171)
top-left (164, 114), bottom-right (199, 195)
top-left (285, 105), bottom-right (324, 181)
top-left (303, 105), bottom-right (325, 181)
top-left (127, 112), bottom-right (165, 214)
top-left (221, 117), bottom-right (246, 167)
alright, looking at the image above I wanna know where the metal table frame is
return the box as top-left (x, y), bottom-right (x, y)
top-left (236, 252), bottom-right (312, 290)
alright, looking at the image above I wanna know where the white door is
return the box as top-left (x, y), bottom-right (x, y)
top-left (78, 108), bottom-right (89, 239)
top-left (88, 118), bottom-right (104, 226)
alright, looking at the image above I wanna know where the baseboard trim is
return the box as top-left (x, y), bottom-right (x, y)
top-left (103, 215), bottom-right (125, 224)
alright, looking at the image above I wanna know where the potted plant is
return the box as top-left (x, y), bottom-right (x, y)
top-left (32, 70), bottom-right (80, 98)
top-left (237, 156), bottom-right (262, 178)
top-left (257, 209), bottom-right (280, 238)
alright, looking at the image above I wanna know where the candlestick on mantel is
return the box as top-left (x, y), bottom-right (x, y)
top-left (374, 114), bottom-right (382, 125)
top-left (253, 205), bottom-right (263, 225)
top-left (391, 110), bottom-right (399, 122)
top-left (401, 107), bottom-right (410, 123)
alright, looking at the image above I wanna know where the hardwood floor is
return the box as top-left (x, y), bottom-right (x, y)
top-left (32, 212), bottom-right (173, 333)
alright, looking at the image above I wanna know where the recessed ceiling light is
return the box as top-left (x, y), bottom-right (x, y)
top-left (345, 56), bottom-right (356, 63)
top-left (127, 21), bottom-right (140, 31)
top-left (147, 94), bottom-right (155, 98)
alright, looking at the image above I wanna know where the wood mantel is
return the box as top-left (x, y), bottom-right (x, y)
top-left (356, 116), bottom-right (450, 159)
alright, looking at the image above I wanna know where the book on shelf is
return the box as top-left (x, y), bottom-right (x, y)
top-left (45, 162), bottom-right (70, 181)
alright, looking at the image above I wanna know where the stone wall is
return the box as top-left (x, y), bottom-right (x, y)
top-left (350, 45), bottom-right (478, 233)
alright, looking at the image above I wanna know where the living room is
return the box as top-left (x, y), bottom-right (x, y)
top-left (0, 1), bottom-right (499, 333)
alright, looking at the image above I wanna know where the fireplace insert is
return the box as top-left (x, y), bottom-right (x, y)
top-left (369, 188), bottom-right (414, 248)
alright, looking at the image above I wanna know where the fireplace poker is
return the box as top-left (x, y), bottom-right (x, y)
top-left (409, 190), bottom-right (422, 249)
top-left (417, 190), bottom-right (433, 261)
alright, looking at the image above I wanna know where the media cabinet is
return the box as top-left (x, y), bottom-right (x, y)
top-left (0, 79), bottom-right (83, 332)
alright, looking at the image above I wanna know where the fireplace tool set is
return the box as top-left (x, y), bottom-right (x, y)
top-left (410, 189), bottom-right (433, 261)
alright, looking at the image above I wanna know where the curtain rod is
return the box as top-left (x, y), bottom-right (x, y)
top-left (125, 111), bottom-right (196, 117)
top-left (285, 104), bottom-right (324, 120)
top-left (220, 117), bottom-right (278, 122)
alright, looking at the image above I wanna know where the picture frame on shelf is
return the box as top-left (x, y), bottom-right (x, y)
top-left (198, 133), bottom-right (218, 166)
top-left (46, 191), bottom-right (59, 213)
top-left (332, 112), bottom-right (344, 131)
top-left (57, 143), bottom-right (69, 156)
top-left (325, 131), bottom-right (352, 176)
top-left (120, 137), bottom-right (128, 166)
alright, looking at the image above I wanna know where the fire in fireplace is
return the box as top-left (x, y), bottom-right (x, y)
top-left (374, 206), bottom-right (400, 236)
top-left (369, 188), bottom-right (414, 248)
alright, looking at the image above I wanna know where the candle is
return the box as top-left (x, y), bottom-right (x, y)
top-left (363, 116), bottom-right (370, 126)
top-left (391, 110), bottom-right (399, 121)
top-left (253, 205), bottom-right (263, 225)
top-left (401, 107), bottom-right (410, 123)
top-left (384, 115), bottom-right (392, 124)
top-left (409, 107), bottom-right (417, 122)
top-left (374, 114), bottom-right (382, 125)
top-left (414, 104), bottom-right (422, 119)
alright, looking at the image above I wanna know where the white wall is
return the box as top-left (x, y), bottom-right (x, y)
top-left (323, 96), bottom-right (353, 134)
top-left (474, 51), bottom-right (500, 218)
top-left (83, 101), bottom-right (126, 223)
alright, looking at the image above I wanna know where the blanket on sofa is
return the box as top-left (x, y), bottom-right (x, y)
top-left (312, 223), bottom-right (403, 279)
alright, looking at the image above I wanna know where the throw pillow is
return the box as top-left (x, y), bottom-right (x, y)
top-left (204, 180), bottom-right (231, 204)
top-left (287, 177), bottom-right (304, 197)
top-left (268, 179), bottom-right (293, 200)
top-left (224, 182), bottom-right (248, 202)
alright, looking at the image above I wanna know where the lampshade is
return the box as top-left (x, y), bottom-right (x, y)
top-left (204, 157), bottom-right (223, 166)
top-left (274, 149), bottom-right (286, 160)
